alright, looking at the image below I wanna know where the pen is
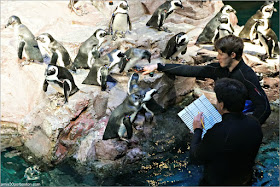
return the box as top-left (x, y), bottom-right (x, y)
top-left (198, 112), bottom-right (205, 129)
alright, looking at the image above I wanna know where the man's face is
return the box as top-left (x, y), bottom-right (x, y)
top-left (217, 49), bottom-right (233, 69)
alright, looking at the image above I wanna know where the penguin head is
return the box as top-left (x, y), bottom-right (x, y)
top-left (221, 5), bottom-right (236, 15)
top-left (94, 29), bottom-right (108, 39)
top-left (118, 0), bottom-right (129, 11)
top-left (35, 33), bottom-right (54, 44)
top-left (171, 0), bottom-right (183, 10)
top-left (142, 88), bottom-right (157, 103)
top-left (261, 3), bottom-right (276, 19)
top-left (176, 32), bottom-right (189, 46)
top-left (45, 65), bottom-right (58, 77)
top-left (128, 92), bottom-right (142, 107)
top-left (5, 15), bottom-right (21, 28)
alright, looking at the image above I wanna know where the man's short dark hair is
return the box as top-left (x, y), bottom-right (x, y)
top-left (214, 35), bottom-right (244, 61)
top-left (214, 78), bottom-right (248, 112)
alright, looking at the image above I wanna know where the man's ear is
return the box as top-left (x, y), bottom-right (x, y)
top-left (231, 52), bottom-right (236, 59)
top-left (220, 101), bottom-right (224, 110)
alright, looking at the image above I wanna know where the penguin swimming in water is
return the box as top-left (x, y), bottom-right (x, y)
top-left (213, 14), bottom-right (234, 42)
top-left (255, 18), bottom-right (279, 60)
top-left (118, 48), bottom-right (151, 73)
top-left (146, 0), bottom-right (183, 32)
top-left (82, 49), bottom-right (125, 91)
top-left (195, 5), bottom-right (236, 45)
top-left (36, 33), bottom-right (72, 68)
top-left (71, 29), bottom-right (108, 70)
top-left (108, 0), bottom-right (132, 41)
top-left (161, 32), bottom-right (189, 60)
top-left (43, 64), bottom-right (79, 104)
top-left (103, 73), bottom-right (157, 141)
top-left (5, 15), bottom-right (43, 64)
top-left (239, 1), bottom-right (277, 43)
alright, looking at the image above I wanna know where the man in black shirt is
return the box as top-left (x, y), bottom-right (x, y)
top-left (191, 78), bottom-right (263, 185)
top-left (142, 35), bottom-right (271, 124)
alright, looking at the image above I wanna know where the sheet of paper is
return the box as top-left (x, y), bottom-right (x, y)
top-left (178, 94), bottom-right (222, 138)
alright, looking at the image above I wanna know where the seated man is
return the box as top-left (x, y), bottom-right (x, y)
top-left (143, 35), bottom-right (271, 125)
top-left (190, 78), bottom-right (263, 186)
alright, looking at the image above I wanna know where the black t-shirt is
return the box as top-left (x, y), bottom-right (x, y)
top-left (190, 113), bottom-right (263, 186)
top-left (157, 60), bottom-right (271, 124)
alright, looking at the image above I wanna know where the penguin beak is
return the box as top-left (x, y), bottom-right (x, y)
top-left (5, 23), bottom-right (10, 28)
top-left (180, 4), bottom-right (184, 9)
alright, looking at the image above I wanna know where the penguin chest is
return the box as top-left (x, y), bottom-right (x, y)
top-left (112, 14), bottom-right (129, 32)
top-left (55, 50), bottom-right (65, 67)
top-left (48, 81), bottom-right (64, 94)
top-left (172, 44), bottom-right (187, 58)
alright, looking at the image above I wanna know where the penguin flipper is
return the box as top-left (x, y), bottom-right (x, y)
top-left (123, 116), bottom-right (133, 139)
top-left (50, 52), bottom-right (58, 65)
top-left (43, 79), bottom-right (49, 92)
top-left (63, 80), bottom-right (71, 104)
top-left (127, 14), bottom-right (132, 31)
top-left (18, 41), bottom-right (25, 59)
top-left (181, 47), bottom-right (187, 55)
top-left (82, 67), bottom-right (99, 85)
top-left (108, 13), bottom-right (115, 34)
top-left (162, 36), bottom-right (176, 59)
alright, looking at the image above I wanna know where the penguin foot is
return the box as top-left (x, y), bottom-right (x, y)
top-left (112, 35), bottom-right (118, 41)
top-left (162, 27), bottom-right (171, 33)
top-left (258, 54), bottom-right (268, 62)
top-left (20, 61), bottom-right (30, 66)
top-left (119, 137), bottom-right (130, 143)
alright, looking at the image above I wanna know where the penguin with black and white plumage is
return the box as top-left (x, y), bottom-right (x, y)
top-left (195, 5), bottom-right (236, 45)
top-left (5, 15), bottom-right (43, 64)
top-left (161, 32), bottom-right (189, 60)
top-left (118, 48), bottom-right (151, 73)
top-left (82, 49), bottom-right (125, 91)
top-left (108, 0), bottom-right (132, 41)
top-left (102, 73), bottom-right (157, 142)
top-left (36, 33), bottom-right (72, 68)
top-left (213, 14), bottom-right (234, 42)
top-left (239, 1), bottom-right (277, 43)
top-left (255, 18), bottom-right (279, 60)
top-left (43, 64), bottom-right (79, 104)
top-left (146, 0), bottom-right (183, 32)
top-left (71, 29), bottom-right (108, 70)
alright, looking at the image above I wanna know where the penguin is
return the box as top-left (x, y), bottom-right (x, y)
top-left (213, 14), bottom-right (234, 42)
top-left (102, 92), bottom-right (142, 141)
top-left (108, 0), bottom-right (132, 40)
top-left (71, 29), bottom-right (108, 70)
top-left (82, 49), bottom-right (125, 91)
top-left (239, 1), bottom-right (277, 43)
top-left (118, 48), bottom-right (151, 73)
top-left (43, 64), bottom-right (79, 104)
top-left (5, 15), bottom-right (43, 63)
top-left (161, 32), bottom-right (189, 60)
top-left (255, 18), bottom-right (279, 60)
top-left (36, 33), bottom-right (72, 68)
top-left (146, 0), bottom-right (183, 32)
top-left (195, 5), bottom-right (236, 45)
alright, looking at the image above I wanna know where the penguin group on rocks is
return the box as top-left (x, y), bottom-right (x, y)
top-left (4, 0), bottom-right (279, 142)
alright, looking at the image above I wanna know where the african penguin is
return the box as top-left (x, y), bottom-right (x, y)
top-left (146, 0), bottom-right (183, 32)
top-left (5, 15), bottom-right (43, 63)
top-left (71, 28), bottom-right (108, 70)
top-left (36, 33), bottom-right (72, 68)
top-left (161, 32), bottom-right (189, 60)
top-left (82, 49), bottom-right (125, 91)
top-left (255, 18), bottom-right (279, 60)
top-left (213, 14), bottom-right (234, 42)
top-left (108, 0), bottom-right (132, 40)
top-left (239, 1), bottom-right (277, 43)
top-left (118, 48), bottom-right (151, 73)
top-left (43, 64), bottom-right (79, 104)
top-left (195, 5), bottom-right (236, 45)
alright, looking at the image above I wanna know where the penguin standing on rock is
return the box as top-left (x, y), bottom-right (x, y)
top-left (108, 0), bottom-right (131, 40)
top-left (195, 5), bottom-right (236, 45)
top-left (82, 49), bottom-right (125, 91)
top-left (5, 15), bottom-right (43, 64)
top-left (43, 65), bottom-right (79, 104)
top-left (36, 33), bottom-right (72, 68)
top-left (118, 48), bottom-right (151, 73)
top-left (255, 18), bottom-right (279, 60)
top-left (239, 1), bottom-right (277, 43)
top-left (161, 32), bottom-right (189, 60)
top-left (146, 0), bottom-right (183, 32)
top-left (213, 14), bottom-right (234, 42)
top-left (71, 29), bottom-right (108, 70)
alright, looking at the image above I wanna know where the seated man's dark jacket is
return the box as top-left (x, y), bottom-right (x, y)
top-left (190, 113), bottom-right (263, 185)
top-left (157, 60), bottom-right (271, 124)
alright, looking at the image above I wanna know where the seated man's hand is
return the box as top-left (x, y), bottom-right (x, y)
top-left (193, 112), bottom-right (204, 130)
